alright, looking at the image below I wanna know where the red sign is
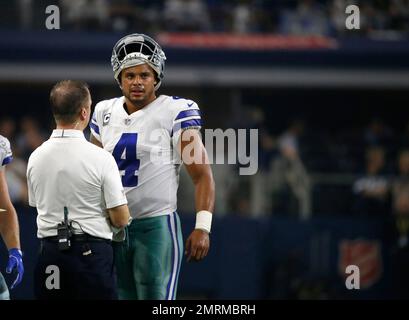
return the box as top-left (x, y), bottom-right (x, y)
top-left (339, 239), bottom-right (382, 289)
top-left (157, 33), bottom-right (338, 51)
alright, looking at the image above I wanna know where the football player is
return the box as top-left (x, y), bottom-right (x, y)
top-left (0, 135), bottom-right (24, 299)
top-left (90, 33), bottom-right (215, 300)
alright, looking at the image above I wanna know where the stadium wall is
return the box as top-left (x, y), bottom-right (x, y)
top-left (0, 206), bottom-right (394, 300)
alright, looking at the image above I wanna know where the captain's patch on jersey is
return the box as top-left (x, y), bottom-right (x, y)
top-left (0, 138), bottom-right (7, 154)
top-left (103, 112), bottom-right (111, 125)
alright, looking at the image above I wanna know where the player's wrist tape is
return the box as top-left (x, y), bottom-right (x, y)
top-left (195, 210), bottom-right (212, 234)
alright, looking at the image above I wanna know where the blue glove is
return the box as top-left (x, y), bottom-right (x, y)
top-left (6, 248), bottom-right (24, 290)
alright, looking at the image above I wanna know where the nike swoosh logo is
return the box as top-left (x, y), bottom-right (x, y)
top-left (187, 102), bottom-right (194, 107)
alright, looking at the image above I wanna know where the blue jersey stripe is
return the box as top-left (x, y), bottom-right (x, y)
top-left (89, 122), bottom-right (100, 135)
top-left (175, 109), bottom-right (201, 121)
top-left (2, 156), bottom-right (12, 166)
top-left (172, 119), bottom-right (202, 136)
top-left (181, 118), bottom-right (202, 129)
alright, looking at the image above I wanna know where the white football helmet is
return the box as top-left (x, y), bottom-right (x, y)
top-left (111, 33), bottom-right (166, 90)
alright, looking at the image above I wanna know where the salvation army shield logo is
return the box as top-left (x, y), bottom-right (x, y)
top-left (339, 239), bottom-right (382, 289)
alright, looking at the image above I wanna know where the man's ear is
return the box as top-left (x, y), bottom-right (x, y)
top-left (80, 107), bottom-right (87, 120)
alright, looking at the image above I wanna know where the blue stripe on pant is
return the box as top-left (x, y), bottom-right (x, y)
top-left (166, 212), bottom-right (182, 300)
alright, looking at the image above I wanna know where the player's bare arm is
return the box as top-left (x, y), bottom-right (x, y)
top-left (179, 129), bottom-right (215, 262)
top-left (90, 134), bottom-right (103, 148)
top-left (0, 169), bottom-right (20, 250)
top-left (107, 204), bottom-right (131, 228)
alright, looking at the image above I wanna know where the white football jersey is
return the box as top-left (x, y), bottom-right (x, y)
top-left (90, 95), bottom-right (202, 219)
top-left (0, 135), bottom-right (13, 168)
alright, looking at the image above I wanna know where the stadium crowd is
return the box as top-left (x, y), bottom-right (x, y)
top-left (0, 0), bottom-right (408, 38)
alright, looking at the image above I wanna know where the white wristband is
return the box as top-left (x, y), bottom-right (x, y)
top-left (195, 210), bottom-right (213, 233)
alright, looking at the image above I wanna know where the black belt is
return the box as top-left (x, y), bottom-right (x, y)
top-left (41, 234), bottom-right (111, 244)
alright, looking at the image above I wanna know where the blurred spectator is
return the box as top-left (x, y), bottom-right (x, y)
top-left (226, 106), bottom-right (275, 217)
top-left (211, 162), bottom-right (236, 216)
top-left (389, 0), bottom-right (409, 33)
top-left (206, 1), bottom-right (235, 32)
top-left (249, 171), bottom-right (269, 217)
top-left (279, 0), bottom-right (330, 36)
top-left (364, 117), bottom-right (394, 148)
top-left (18, 0), bottom-right (33, 30)
top-left (229, 174), bottom-right (252, 217)
top-left (16, 116), bottom-right (47, 159)
top-left (390, 149), bottom-right (409, 298)
top-left (5, 151), bottom-right (28, 205)
top-left (399, 120), bottom-right (409, 149)
top-left (108, 0), bottom-right (137, 32)
top-left (269, 120), bottom-right (312, 219)
top-left (256, 0), bottom-right (279, 33)
top-left (0, 117), bottom-right (28, 205)
top-left (352, 146), bottom-right (390, 216)
top-left (107, 0), bottom-right (161, 33)
top-left (277, 120), bottom-right (304, 155)
top-left (329, 0), bottom-right (347, 36)
top-left (250, 129), bottom-right (276, 217)
top-left (259, 131), bottom-right (275, 169)
top-left (59, 0), bottom-right (109, 30)
top-left (392, 149), bottom-right (409, 217)
top-left (163, 0), bottom-right (211, 32)
top-left (211, 136), bottom-right (248, 216)
top-left (232, 0), bottom-right (255, 34)
top-left (0, 118), bottom-right (17, 143)
top-left (242, 107), bottom-right (275, 170)
top-left (360, 1), bottom-right (387, 35)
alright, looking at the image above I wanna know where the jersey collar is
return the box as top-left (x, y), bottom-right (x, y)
top-left (119, 95), bottom-right (165, 118)
top-left (51, 129), bottom-right (85, 139)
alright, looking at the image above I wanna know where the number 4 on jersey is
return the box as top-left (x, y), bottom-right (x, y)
top-left (112, 133), bottom-right (140, 187)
